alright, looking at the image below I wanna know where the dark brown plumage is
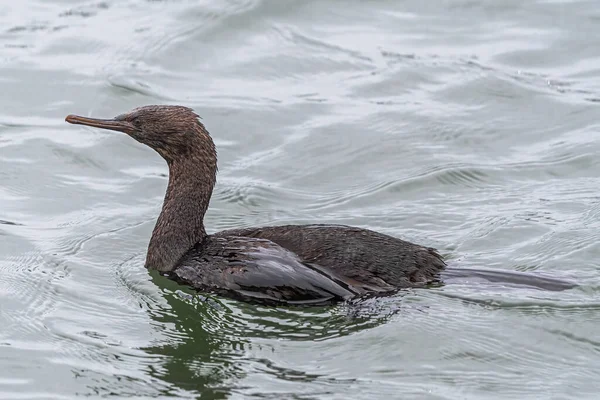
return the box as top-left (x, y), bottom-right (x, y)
top-left (65, 105), bottom-right (573, 305)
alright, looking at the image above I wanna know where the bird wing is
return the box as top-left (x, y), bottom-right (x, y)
top-left (172, 236), bottom-right (360, 305)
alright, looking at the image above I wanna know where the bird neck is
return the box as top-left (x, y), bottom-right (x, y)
top-left (145, 136), bottom-right (217, 273)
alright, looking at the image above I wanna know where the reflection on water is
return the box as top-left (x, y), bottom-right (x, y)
top-left (143, 286), bottom-right (240, 399)
top-left (1, 0), bottom-right (600, 399)
top-left (120, 269), bottom-right (406, 399)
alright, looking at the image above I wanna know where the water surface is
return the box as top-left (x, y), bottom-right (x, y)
top-left (1, 0), bottom-right (599, 399)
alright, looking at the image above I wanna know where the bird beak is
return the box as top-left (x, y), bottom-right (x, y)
top-left (65, 114), bottom-right (136, 134)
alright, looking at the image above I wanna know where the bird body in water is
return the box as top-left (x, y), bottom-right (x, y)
top-left (65, 105), bottom-right (574, 305)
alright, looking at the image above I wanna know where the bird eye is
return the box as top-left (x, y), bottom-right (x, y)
top-left (131, 118), bottom-right (142, 128)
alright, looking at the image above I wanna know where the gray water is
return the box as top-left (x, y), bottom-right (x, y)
top-left (1, 0), bottom-right (599, 399)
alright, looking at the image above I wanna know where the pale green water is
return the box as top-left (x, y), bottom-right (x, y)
top-left (1, 1), bottom-right (599, 399)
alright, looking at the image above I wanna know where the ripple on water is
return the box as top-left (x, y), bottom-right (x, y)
top-left (154, 285), bottom-right (434, 346)
top-left (0, 251), bottom-right (68, 341)
top-left (0, 219), bottom-right (23, 226)
top-left (32, 255), bottom-right (190, 398)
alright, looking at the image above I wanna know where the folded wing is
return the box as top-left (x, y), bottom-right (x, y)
top-left (172, 235), bottom-right (362, 305)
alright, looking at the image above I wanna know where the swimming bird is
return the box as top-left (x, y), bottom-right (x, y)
top-left (65, 105), bottom-right (573, 305)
